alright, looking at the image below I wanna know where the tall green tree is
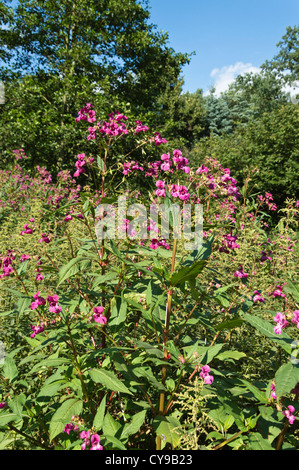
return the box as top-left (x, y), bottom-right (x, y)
top-left (0, 0), bottom-right (190, 172)
top-left (262, 25), bottom-right (299, 85)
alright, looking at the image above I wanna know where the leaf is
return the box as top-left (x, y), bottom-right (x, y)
top-left (153, 416), bottom-right (181, 448)
top-left (109, 296), bottom-right (127, 330)
top-left (216, 318), bottom-right (244, 331)
top-left (89, 368), bottom-right (133, 395)
top-left (3, 356), bottom-right (18, 382)
top-left (239, 379), bottom-right (268, 403)
top-left (57, 256), bottom-right (88, 286)
top-left (102, 411), bottom-right (121, 437)
top-left (215, 351), bottom-right (246, 361)
top-left (242, 313), bottom-right (293, 354)
top-left (0, 411), bottom-right (19, 427)
top-left (247, 432), bottom-right (274, 450)
top-left (8, 394), bottom-right (26, 419)
top-left (103, 435), bottom-right (126, 450)
top-left (169, 260), bottom-right (206, 286)
top-left (93, 395), bottom-right (106, 431)
top-left (121, 410), bottom-right (147, 439)
top-left (49, 398), bottom-right (83, 441)
top-left (274, 362), bottom-right (299, 399)
top-left (28, 357), bottom-right (71, 375)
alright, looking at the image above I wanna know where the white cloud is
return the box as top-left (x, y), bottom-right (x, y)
top-left (205, 62), bottom-right (261, 96)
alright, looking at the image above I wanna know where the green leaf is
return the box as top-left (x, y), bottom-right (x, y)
top-left (89, 368), bottom-right (133, 395)
top-left (247, 432), bottom-right (274, 450)
top-left (3, 356), bottom-right (18, 382)
top-left (243, 313), bottom-right (293, 354)
top-left (49, 398), bottom-right (83, 441)
top-left (239, 379), bottom-right (268, 403)
top-left (121, 410), bottom-right (147, 439)
top-left (109, 296), bottom-right (127, 330)
top-left (103, 435), bottom-right (126, 450)
top-left (0, 411), bottom-right (19, 427)
top-left (102, 411), bottom-right (121, 437)
top-left (216, 318), bottom-right (244, 331)
top-left (93, 395), bottom-right (106, 431)
top-left (57, 256), bottom-right (88, 286)
top-left (153, 416), bottom-right (181, 448)
top-left (28, 357), bottom-right (71, 375)
top-left (8, 394), bottom-right (26, 419)
top-left (275, 362), bottom-right (299, 399)
top-left (169, 260), bottom-right (206, 286)
top-left (215, 351), bottom-right (246, 361)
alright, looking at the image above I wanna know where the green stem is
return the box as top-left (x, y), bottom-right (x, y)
top-left (156, 238), bottom-right (178, 451)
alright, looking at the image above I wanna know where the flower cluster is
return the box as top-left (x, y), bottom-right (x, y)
top-left (219, 232), bottom-right (240, 253)
top-left (75, 103), bottom-right (96, 123)
top-left (38, 233), bottom-right (51, 244)
top-left (90, 306), bottom-right (107, 325)
top-left (30, 291), bottom-right (46, 310)
top-left (273, 312), bottom-right (289, 335)
top-left (282, 405), bottom-right (296, 425)
top-left (12, 149), bottom-right (28, 160)
top-left (252, 290), bottom-right (265, 303)
top-left (0, 251), bottom-right (15, 278)
top-left (47, 295), bottom-right (62, 314)
top-left (199, 365), bottom-right (214, 385)
top-left (134, 120), bottom-right (149, 133)
top-left (30, 323), bottom-right (45, 338)
top-left (269, 284), bottom-right (286, 299)
top-left (149, 238), bottom-right (170, 250)
top-left (80, 431), bottom-right (103, 450)
top-left (99, 111), bottom-right (128, 137)
top-left (234, 265), bottom-right (248, 279)
top-left (258, 192), bottom-right (277, 211)
top-left (122, 161), bottom-right (144, 176)
top-left (74, 153), bottom-right (86, 178)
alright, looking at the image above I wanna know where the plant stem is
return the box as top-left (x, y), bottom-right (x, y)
top-left (156, 238), bottom-right (178, 450)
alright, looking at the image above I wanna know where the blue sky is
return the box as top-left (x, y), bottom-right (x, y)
top-left (148, 0), bottom-right (299, 95)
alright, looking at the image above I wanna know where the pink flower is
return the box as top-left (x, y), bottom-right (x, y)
top-left (90, 434), bottom-right (103, 450)
top-left (154, 132), bottom-right (167, 146)
top-left (38, 233), bottom-right (50, 243)
top-left (270, 383), bottom-right (277, 400)
top-left (0, 401), bottom-right (7, 409)
top-left (20, 223), bottom-right (33, 236)
top-left (273, 312), bottom-right (289, 335)
top-left (282, 405), bottom-right (296, 425)
top-left (30, 323), bottom-right (45, 338)
top-left (155, 180), bottom-right (166, 198)
top-left (199, 365), bottom-right (214, 385)
top-left (47, 295), bottom-right (62, 314)
top-left (30, 292), bottom-right (46, 310)
top-left (134, 120), bottom-right (149, 133)
top-left (64, 423), bottom-right (79, 434)
top-left (234, 265), bottom-right (248, 279)
top-left (252, 290), bottom-right (265, 303)
top-left (93, 306), bottom-right (107, 324)
top-left (291, 310), bottom-right (299, 329)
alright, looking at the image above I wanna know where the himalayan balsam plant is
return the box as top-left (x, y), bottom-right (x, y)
top-left (0, 104), bottom-right (298, 451)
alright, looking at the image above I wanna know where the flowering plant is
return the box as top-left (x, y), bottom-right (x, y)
top-left (0, 106), bottom-right (298, 450)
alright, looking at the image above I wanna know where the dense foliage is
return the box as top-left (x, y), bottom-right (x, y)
top-left (0, 107), bottom-right (298, 450)
top-left (0, 1), bottom-right (298, 452)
